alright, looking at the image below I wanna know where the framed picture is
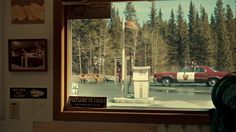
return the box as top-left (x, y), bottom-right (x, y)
top-left (11, 0), bottom-right (45, 24)
top-left (10, 87), bottom-right (47, 99)
top-left (9, 39), bottom-right (47, 71)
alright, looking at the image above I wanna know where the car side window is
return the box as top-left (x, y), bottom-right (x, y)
top-left (195, 67), bottom-right (205, 72)
top-left (181, 67), bottom-right (194, 72)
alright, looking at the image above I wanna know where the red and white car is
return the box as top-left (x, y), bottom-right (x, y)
top-left (153, 66), bottom-right (230, 87)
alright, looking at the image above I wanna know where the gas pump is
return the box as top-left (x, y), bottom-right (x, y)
top-left (132, 66), bottom-right (150, 98)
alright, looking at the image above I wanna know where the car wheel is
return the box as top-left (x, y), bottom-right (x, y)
top-left (162, 78), bottom-right (172, 86)
top-left (207, 78), bottom-right (219, 87)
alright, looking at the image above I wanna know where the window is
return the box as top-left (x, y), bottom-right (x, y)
top-left (53, 0), bottom-right (235, 123)
top-left (194, 67), bottom-right (205, 73)
top-left (181, 66), bottom-right (194, 72)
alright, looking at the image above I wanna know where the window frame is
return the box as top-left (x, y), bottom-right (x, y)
top-left (53, 0), bottom-right (211, 124)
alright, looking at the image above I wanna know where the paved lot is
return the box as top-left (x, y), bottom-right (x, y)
top-left (72, 80), bottom-right (214, 110)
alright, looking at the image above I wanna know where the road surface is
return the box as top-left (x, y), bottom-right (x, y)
top-left (72, 81), bottom-right (214, 110)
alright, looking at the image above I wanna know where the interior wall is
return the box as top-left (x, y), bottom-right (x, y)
top-left (1, 0), bottom-right (53, 132)
top-left (0, 0), bottom-right (5, 120)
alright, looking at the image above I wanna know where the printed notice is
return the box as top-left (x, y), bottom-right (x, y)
top-left (10, 88), bottom-right (47, 99)
top-left (68, 96), bottom-right (107, 108)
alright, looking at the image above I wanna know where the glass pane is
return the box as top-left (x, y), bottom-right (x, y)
top-left (69, 0), bottom-right (235, 110)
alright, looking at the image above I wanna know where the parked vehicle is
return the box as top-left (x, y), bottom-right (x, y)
top-left (153, 66), bottom-right (230, 87)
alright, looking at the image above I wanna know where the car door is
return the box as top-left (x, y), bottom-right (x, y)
top-left (194, 67), bottom-right (208, 83)
top-left (177, 66), bottom-right (195, 82)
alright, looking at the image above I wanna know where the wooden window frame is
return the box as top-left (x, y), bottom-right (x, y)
top-left (53, 0), bottom-right (211, 124)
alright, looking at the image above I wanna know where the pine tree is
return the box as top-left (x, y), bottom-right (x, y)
top-left (214, 0), bottom-right (231, 71)
top-left (166, 9), bottom-right (178, 71)
top-left (149, 1), bottom-right (158, 72)
top-left (198, 7), bottom-right (217, 68)
top-left (109, 8), bottom-right (122, 52)
top-left (197, 6), bottom-right (215, 66)
top-left (124, 2), bottom-right (137, 22)
top-left (188, 1), bottom-right (197, 37)
top-left (193, 11), bottom-right (204, 64)
top-left (147, 2), bottom-right (169, 72)
top-left (148, 1), bottom-right (158, 30)
top-left (188, 1), bottom-right (198, 62)
top-left (157, 8), bottom-right (167, 36)
top-left (176, 4), bottom-right (189, 68)
top-left (225, 4), bottom-right (236, 71)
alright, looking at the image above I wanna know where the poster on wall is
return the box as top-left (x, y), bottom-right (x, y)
top-left (10, 87), bottom-right (47, 99)
top-left (8, 39), bottom-right (47, 71)
top-left (11, 0), bottom-right (45, 24)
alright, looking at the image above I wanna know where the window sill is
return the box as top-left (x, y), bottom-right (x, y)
top-left (54, 107), bottom-right (211, 124)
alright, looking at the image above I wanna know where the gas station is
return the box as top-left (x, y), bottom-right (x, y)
top-left (113, 20), bottom-right (155, 104)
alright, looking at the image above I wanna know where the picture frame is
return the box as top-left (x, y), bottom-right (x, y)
top-left (11, 0), bottom-right (45, 24)
top-left (10, 87), bottom-right (47, 99)
top-left (9, 39), bottom-right (47, 71)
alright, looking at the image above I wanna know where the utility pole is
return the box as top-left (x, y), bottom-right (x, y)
top-left (121, 19), bottom-right (127, 98)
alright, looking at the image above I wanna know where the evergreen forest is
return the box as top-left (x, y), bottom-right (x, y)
top-left (71, 0), bottom-right (236, 76)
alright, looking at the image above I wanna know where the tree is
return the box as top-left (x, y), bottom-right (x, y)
top-left (225, 4), bottom-right (236, 71)
top-left (72, 19), bottom-right (110, 74)
top-left (196, 6), bottom-right (213, 66)
top-left (147, 1), bottom-right (169, 72)
top-left (72, 20), bottom-right (87, 74)
top-left (147, 1), bottom-right (158, 30)
top-left (209, 14), bottom-right (219, 69)
top-left (123, 2), bottom-right (139, 73)
top-left (157, 8), bottom-right (168, 37)
top-left (148, 1), bottom-right (158, 72)
top-left (106, 7), bottom-right (123, 74)
top-left (176, 4), bottom-right (189, 68)
top-left (188, 1), bottom-right (198, 62)
top-left (199, 7), bottom-right (217, 68)
top-left (136, 22), bottom-right (151, 67)
top-left (166, 9), bottom-right (178, 70)
top-left (124, 2), bottom-right (137, 22)
top-left (214, 0), bottom-right (232, 71)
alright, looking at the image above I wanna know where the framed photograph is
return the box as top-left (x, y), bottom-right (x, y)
top-left (10, 87), bottom-right (47, 99)
top-left (11, 0), bottom-right (45, 24)
top-left (9, 39), bottom-right (47, 71)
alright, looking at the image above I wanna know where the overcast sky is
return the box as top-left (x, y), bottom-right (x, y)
top-left (113, 0), bottom-right (235, 24)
